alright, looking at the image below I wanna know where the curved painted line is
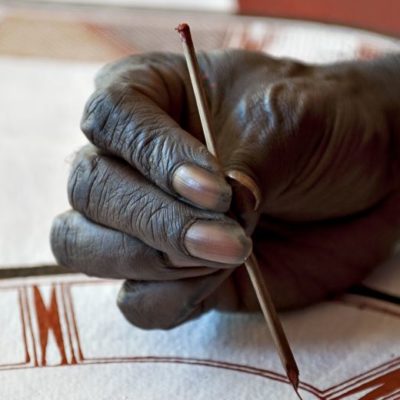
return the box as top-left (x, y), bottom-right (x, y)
top-left (82, 356), bottom-right (322, 397)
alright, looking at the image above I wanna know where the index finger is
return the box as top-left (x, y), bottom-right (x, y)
top-left (81, 54), bottom-right (231, 212)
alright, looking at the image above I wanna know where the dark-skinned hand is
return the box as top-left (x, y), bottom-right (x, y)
top-left (51, 50), bottom-right (400, 329)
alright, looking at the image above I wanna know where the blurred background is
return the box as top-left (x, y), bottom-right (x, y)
top-left (0, 0), bottom-right (399, 269)
top-left (0, 0), bottom-right (399, 62)
top-left (240, 0), bottom-right (400, 36)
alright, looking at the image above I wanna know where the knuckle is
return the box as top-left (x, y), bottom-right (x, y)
top-left (127, 121), bottom-right (177, 185)
top-left (67, 147), bottom-right (103, 214)
top-left (263, 82), bottom-right (295, 130)
top-left (133, 198), bottom-right (184, 253)
top-left (50, 212), bottom-right (78, 268)
top-left (260, 80), bottom-right (312, 135)
top-left (81, 87), bottom-right (131, 149)
top-left (80, 90), bottom-right (107, 142)
top-left (50, 212), bottom-right (102, 275)
top-left (81, 86), bottom-right (179, 190)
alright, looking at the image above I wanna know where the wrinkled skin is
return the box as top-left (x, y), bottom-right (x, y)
top-left (51, 50), bottom-right (400, 329)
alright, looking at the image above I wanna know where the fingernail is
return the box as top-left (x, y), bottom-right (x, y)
top-left (173, 164), bottom-right (232, 212)
top-left (184, 221), bottom-right (252, 264)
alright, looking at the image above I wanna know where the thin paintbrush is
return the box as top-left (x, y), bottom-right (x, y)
top-left (176, 23), bottom-right (302, 399)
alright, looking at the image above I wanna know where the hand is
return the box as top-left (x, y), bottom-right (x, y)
top-left (51, 50), bottom-right (400, 329)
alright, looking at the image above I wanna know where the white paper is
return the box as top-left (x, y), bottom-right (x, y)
top-left (0, 255), bottom-right (399, 399)
top-left (0, 57), bottom-right (99, 266)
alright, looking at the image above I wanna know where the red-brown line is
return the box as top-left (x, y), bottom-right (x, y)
top-left (23, 286), bottom-right (38, 367)
top-left (0, 355), bottom-right (321, 396)
top-left (33, 285), bottom-right (68, 366)
top-left (2, 280), bottom-right (399, 398)
top-left (324, 358), bottom-right (400, 396)
top-left (328, 368), bottom-right (400, 400)
top-left (60, 284), bottom-right (77, 364)
top-left (65, 284), bottom-right (84, 361)
top-left (2, 353), bottom-right (399, 400)
top-left (17, 288), bottom-right (30, 364)
top-left (381, 389), bottom-right (400, 400)
top-left (82, 356), bottom-right (319, 396)
top-left (326, 356), bottom-right (400, 389)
